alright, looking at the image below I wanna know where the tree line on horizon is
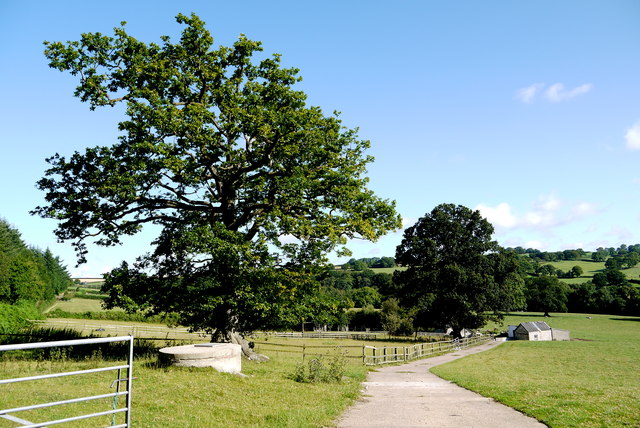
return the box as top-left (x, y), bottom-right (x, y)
top-left (319, 240), bottom-right (640, 332)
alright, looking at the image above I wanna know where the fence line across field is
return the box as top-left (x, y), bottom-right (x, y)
top-left (269, 331), bottom-right (449, 340)
top-left (254, 335), bottom-right (492, 365)
top-left (0, 335), bottom-right (134, 427)
top-left (31, 320), bottom-right (450, 343)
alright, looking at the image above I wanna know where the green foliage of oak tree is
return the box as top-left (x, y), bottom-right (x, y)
top-left (524, 275), bottom-right (569, 316)
top-left (33, 14), bottom-right (401, 342)
top-left (393, 204), bottom-right (525, 337)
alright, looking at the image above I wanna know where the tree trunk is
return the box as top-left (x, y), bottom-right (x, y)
top-left (450, 326), bottom-right (464, 339)
top-left (209, 317), bottom-right (269, 362)
top-left (228, 332), bottom-right (269, 362)
top-left (544, 311), bottom-right (551, 317)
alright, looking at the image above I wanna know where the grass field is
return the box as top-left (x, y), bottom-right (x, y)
top-left (542, 259), bottom-right (603, 279)
top-left (432, 312), bottom-right (640, 427)
top-left (4, 312), bottom-right (638, 426)
top-left (0, 353), bottom-right (368, 427)
top-left (0, 318), bottom-right (465, 427)
top-left (1, 332), bottom-right (407, 427)
top-left (541, 259), bottom-right (640, 285)
top-left (44, 298), bottom-right (109, 313)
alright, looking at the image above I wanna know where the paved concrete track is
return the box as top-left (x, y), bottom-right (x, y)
top-left (334, 340), bottom-right (546, 428)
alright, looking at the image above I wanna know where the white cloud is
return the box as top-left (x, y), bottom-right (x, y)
top-left (515, 83), bottom-right (544, 103)
top-left (520, 193), bottom-right (563, 228)
top-left (609, 226), bottom-right (633, 243)
top-left (477, 194), bottom-right (607, 253)
top-left (476, 202), bottom-right (517, 228)
top-left (476, 194), bottom-right (562, 230)
top-left (544, 83), bottom-right (593, 102)
top-left (478, 194), bottom-right (599, 234)
top-left (534, 193), bottom-right (561, 212)
top-left (572, 202), bottom-right (597, 217)
top-left (625, 122), bottom-right (640, 150)
top-left (516, 82), bottom-right (592, 103)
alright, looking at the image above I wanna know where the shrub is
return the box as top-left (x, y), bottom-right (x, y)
top-left (291, 353), bottom-right (346, 383)
top-left (0, 301), bottom-right (43, 334)
top-left (347, 305), bottom-right (381, 331)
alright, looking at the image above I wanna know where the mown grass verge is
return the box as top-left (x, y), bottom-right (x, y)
top-left (432, 312), bottom-right (640, 427)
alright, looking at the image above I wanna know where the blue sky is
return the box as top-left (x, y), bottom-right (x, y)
top-left (1, 1), bottom-right (639, 277)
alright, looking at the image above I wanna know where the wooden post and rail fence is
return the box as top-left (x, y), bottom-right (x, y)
top-left (252, 335), bottom-right (492, 366)
top-left (23, 320), bottom-right (492, 366)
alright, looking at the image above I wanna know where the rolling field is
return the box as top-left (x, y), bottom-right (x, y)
top-left (541, 259), bottom-right (640, 284)
top-left (45, 297), bottom-right (109, 313)
top-left (369, 266), bottom-right (406, 274)
top-left (433, 312), bottom-right (640, 427)
top-left (3, 311), bottom-right (638, 426)
top-left (539, 259), bottom-right (601, 286)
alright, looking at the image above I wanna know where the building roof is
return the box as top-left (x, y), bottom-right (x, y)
top-left (517, 321), bottom-right (551, 333)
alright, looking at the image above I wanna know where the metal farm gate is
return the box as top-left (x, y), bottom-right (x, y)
top-left (0, 335), bottom-right (134, 427)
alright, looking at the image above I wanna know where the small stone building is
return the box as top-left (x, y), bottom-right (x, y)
top-left (511, 321), bottom-right (570, 341)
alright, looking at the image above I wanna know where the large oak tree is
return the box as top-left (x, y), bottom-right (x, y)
top-left (393, 204), bottom-right (524, 337)
top-left (33, 14), bottom-right (400, 344)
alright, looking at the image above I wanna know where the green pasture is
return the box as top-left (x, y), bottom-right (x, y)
top-left (369, 266), bottom-right (405, 274)
top-left (2, 332), bottom-right (423, 427)
top-left (3, 313), bottom-right (638, 426)
top-left (34, 318), bottom-right (203, 341)
top-left (433, 312), bottom-right (640, 427)
top-left (541, 259), bottom-right (640, 284)
top-left (621, 265), bottom-right (640, 281)
top-left (44, 298), bottom-right (110, 313)
top-left (542, 259), bottom-right (603, 276)
top-left (0, 352), bottom-right (367, 427)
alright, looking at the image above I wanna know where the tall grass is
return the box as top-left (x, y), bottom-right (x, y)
top-left (432, 312), bottom-right (640, 427)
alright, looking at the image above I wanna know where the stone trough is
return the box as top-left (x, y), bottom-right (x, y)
top-left (159, 343), bottom-right (242, 374)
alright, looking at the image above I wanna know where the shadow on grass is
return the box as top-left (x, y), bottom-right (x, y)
top-left (609, 317), bottom-right (640, 322)
top-left (504, 313), bottom-right (549, 318)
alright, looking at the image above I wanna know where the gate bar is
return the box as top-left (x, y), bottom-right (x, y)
top-left (0, 391), bottom-right (128, 415)
top-left (0, 365), bottom-right (129, 385)
top-left (0, 336), bottom-right (133, 352)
